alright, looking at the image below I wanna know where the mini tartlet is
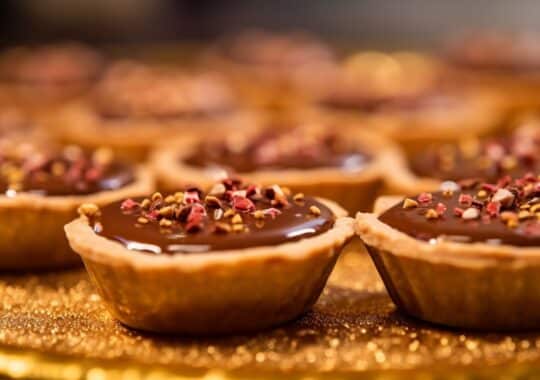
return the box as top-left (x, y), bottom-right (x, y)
top-left (446, 33), bottom-right (540, 113)
top-left (0, 140), bottom-right (152, 270)
top-left (65, 179), bottom-right (354, 335)
top-left (357, 174), bottom-right (540, 330)
top-left (202, 30), bottom-right (337, 110)
top-left (0, 42), bottom-right (104, 113)
top-left (384, 119), bottom-right (540, 194)
top-left (54, 60), bottom-right (254, 161)
top-left (152, 122), bottom-right (392, 213)
top-left (309, 51), bottom-right (503, 154)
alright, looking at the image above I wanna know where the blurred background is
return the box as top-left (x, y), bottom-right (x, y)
top-left (0, 0), bottom-right (539, 48)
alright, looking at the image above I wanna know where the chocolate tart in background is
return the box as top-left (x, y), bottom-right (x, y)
top-left (446, 32), bottom-right (540, 113)
top-left (384, 118), bottom-right (540, 194)
top-left (201, 30), bottom-right (337, 110)
top-left (152, 121), bottom-right (393, 213)
top-left (0, 136), bottom-right (153, 270)
top-left (357, 174), bottom-right (540, 330)
top-left (65, 179), bottom-right (354, 335)
top-left (0, 43), bottom-right (105, 115)
top-left (53, 60), bottom-right (255, 161)
top-left (309, 51), bottom-right (504, 154)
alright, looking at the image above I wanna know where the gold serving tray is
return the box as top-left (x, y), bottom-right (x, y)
top-left (0, 241), bottom-right (539, 379)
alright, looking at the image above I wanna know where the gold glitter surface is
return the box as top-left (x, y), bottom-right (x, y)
top-left (0, 240), bottom-right (540, 379)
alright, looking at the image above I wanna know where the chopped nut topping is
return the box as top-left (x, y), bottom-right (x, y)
top-left (151, 192), bottom-right (163, 202)
top-left (137, 216), bottom-right (149, 224)
top-left (309, 205), bottom-right (321, 216)
top-left (159, 218), bottom-right (172, 227)
top-left (106, 178), bottom-right (332, 239)
top-left (425, 209), bottom-right (439, 219)
top-left (293, 193), bottom-right (305, 202)
top-left (403, 198), bottom-right (419, 209)
top-left (492, 188), bottom-right (515, 207)
top-left (462, 207), bottom-right (480, 220)
top-left (231, 214), bottom-right (243, 224)
top-left (78, 203), bottom-right (100, 218)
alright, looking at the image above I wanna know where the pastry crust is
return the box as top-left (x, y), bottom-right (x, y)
top-left (310, 88), bottom-right (504, 155)
top-left (356, 196), bottom-right (540, 330)
top-left (151, 127), bottom-right (392, 213)
top-left (65, 198), bottom-right (355, 335)
top-left (201, 46), bottom-right (335, 111)
top-left (52, 99), bottom-right (257, 161)
top-left (0, 166), bottom-right (153, 270)
top-left (449, 68), bottom-right (540, 114)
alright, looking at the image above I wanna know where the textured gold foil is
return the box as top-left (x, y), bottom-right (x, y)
top-left (0, 242), bottom-right (540, 379)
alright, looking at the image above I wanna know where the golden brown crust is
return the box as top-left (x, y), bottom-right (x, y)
top-left (201, 46), bottom-right (334, 111)
top-left (0, 166), bottom-right (154, 270)
top-left (309, 87), bottom-right (504, 155)
top-left (356, 198), bottom-right (540, 330)
top-left (65, 198), bottom-right (354, 334)
top-left (151, 126), bottom-right (391, 213)
top-left (448, 67), bottom-right (540, 113)
top-left (52, 100), bottom-right (257, 161)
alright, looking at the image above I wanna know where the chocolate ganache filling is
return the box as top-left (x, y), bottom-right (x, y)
top-left (218, 31), bottom-right (335, 68)
top-left (410, 125), bottom-right (540, 182)
top-left (319, 89), bottom-right (459, 113)
top-left (89, 179), bottom-right (335, 254)
top-left (0, 145), bottom-right (134, 196)
top-left (93, 62), bottom-right (236, 120)
top-left (0, 43), bottom-right (103, 85)
top-left (379, 174), bottom-right (540, 246)
top-left (184, 128), bottom-right (371, 173)
top-left (448, 34), bottom-right (540, 73)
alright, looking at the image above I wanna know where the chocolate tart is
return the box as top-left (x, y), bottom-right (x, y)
top-left (446, 33), bottom-right (540, 113)
top-left (0, 143), bottom-right (153, 270)
top-left (0, 43), bottom-right (104, 113)
top-left (64, 179), bottom-right (354, 335)
top-left (202, 30), bottom-right (337, 110)
top-left (384, 119), bottom-right (540, 194)
top-left (152, 122), bottom-right (391, 213)
top-left (356, 174), bottom-right (540, 330)
top-left (54, 61), bottom-right (255, 161)
top-left (310, 52), bottom-right (503, 154)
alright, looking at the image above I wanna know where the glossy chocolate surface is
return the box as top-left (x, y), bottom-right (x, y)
top-left (410, 127), bottom-right (540, 181)
top-left (184, 129), bottom-right (371, 173)
top-left (93, 182), bottom-right (336, 254)
top-left (319, 90), bottom-right (458, 113)
top-left (379, 179), bottom-right (540, 247)
top-left (0, 146), bottom-right (134, 196)
top-left (0, 43), bottom-right (103, 85)
top-left (448, 34), bottom-right (540, 73)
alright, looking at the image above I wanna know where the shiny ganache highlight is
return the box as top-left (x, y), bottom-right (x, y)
top-left (0, 145), bottom-right (134, 196)
top-left (410, 125), bottom-right (540, 182)
top-left (84, 179), bottom-right (336, 254)
top-left (184, 128), bottom-right (371, 173)
top-left (379, 174), bottom-right (540, 247)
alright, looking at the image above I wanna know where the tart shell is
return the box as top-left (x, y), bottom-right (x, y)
top-left (0, 167), bottom-right (153, 270)
top-left (448, 68), bottom-right (540, 114)
top-left (52, 100), bottom-right (256, 162)
top-left (356, 196), bottom-right (540, 331)
top-left (151, 127), bottom-right (391, 214)
top-left (309, 88), bottom-right (504, 155)
top-left (64, 198), bottom-right (355, 335)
